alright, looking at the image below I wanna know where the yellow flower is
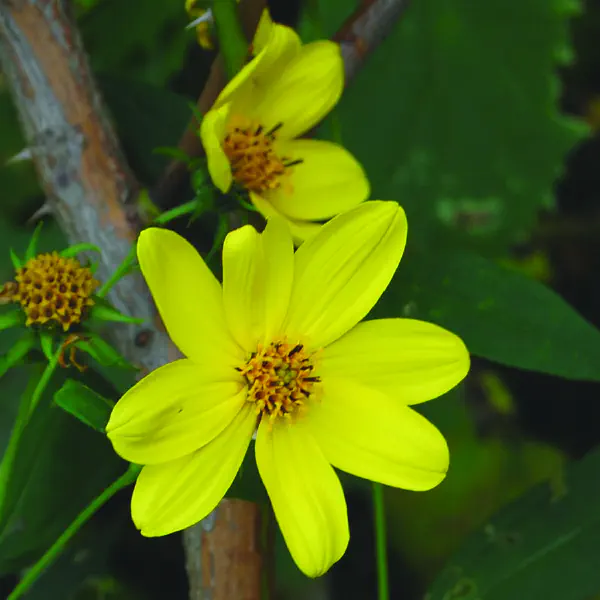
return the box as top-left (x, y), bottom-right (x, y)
top-left (200, 16), bottom-right (369, 242)
top-left (106, 201), bottom-right (469, 577)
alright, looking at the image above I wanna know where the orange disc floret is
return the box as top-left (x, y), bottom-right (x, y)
top-left (7, 252), bottom-right (99, 331)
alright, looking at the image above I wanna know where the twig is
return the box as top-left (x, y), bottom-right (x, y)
top-left (333, 0), bottom-right (411, 81)
top-left (185, 500), bottom-right (265, 600)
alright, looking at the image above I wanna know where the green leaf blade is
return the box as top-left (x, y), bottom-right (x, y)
top-left (54, 379), bottom-right (114, 433)
top-left (427, 447), bottom-right (600, 600)
top-left (373, 250), bottom-right (600, 381)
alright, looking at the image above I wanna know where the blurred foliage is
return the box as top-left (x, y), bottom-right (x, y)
top-left (303, 0), bottom-right (587, 255)
top-left (428, 444), bottom-right (600, 600)
top-left (2, 0), bottom-right (600, 599)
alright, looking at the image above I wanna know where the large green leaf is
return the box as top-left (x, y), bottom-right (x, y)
top-left (304, 0), bottom-right (586, 253)
top-left (427, 445), bottom-right (600, 600)
top-left (371, 249), bottom-right (600, 380)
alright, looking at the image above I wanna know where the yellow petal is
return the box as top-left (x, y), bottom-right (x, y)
top-left (320, 319), bottom-right (470, 405)
top-left (283, 201), bottom-right (407, 348)
top-left (252, 9), bottom-right (274, 53)
top-left (249, 193), bottom-right (322, 244)
top-left (250, 21), bottom-right (302, 88)
top-left (308, 378), bottom-right (449, 490)
top-left (246, 41), bottom-right (343, 140)
top-left (200, 102), bottom-right (233, 193)
top-left (222, 218), bottom-right (294, 351)
top-left (267, 140), bottom-right (369, 221)
top-left (137, 228), bottom-right (242, 365)
top-left (132, 404), bottom-right (257, 536)
top-left (214, 22), bottom-right (301, 111)
top-left (255, 419), bottom-right (348, 577)
top-left (106, 359), bottom-right (245, 465)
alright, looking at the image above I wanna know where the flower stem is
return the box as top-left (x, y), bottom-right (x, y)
top-left (0, 350), bottom-right (61, 522)
top-left (212, 0), bottom-right (248, 79)
top-left (372, 482), bottom-right (389, 600)
top-left (7, 464), bottom-right (141, 600)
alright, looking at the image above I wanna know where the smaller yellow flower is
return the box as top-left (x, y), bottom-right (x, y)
top-left (200, 14), bottom-right (369, 242)
top-left (0, 252), bottom-right (98, 331)
top-left (107, 201), bottom-right (469, 577)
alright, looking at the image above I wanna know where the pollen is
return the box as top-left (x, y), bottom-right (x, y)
top-left (223, 122), bottom-right (303, 194)
top-left (237, 342), bottom-right (320, 426)
top-left (0, 252), bottom-right (99, 331)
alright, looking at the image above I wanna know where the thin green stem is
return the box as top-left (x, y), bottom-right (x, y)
top-left (96, 244), bottom-right (136, 299)
top-left (373, 482), bottom-right (389, 600)
top-left (152, 200), bottom-right (198, 225)
top-left (8, 464), bottom-right (141, 600)
top-left (212, 0), bottom-right (248, 79)
top-left (0, 350), bottom-right (61, 521)
top-left (27, 348), bottom-right (60, 416)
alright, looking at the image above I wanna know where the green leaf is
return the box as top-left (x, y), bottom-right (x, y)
top-left (305, 0), bottom-right (587, 253)
top-left (24, 221), bottom-right (44, 261)
top-left (39, 331), bottom-right (54, 362)
top-left (0, 365), bottom-right (125, 574)
top-left (59, 243), bottom-right (101, 258)
top-left (0, 308), bottom-right (22, 332)
top-left (372, 249), bottom-right (600, 381)
top-left (427, 446), bottom-right (600, 600)
top-left (78, 335), bottom-right (135, 370)
top-left (89, 301), bottom-right (145, 325)
top-left (54, 379), bottom-right (114, 432)
top-left (9, 249), bottom-right (21, 270)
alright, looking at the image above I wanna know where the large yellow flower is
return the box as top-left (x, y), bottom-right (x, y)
top-left (200, 16), bottom-right (369, 242)
top-left (106, 202), bottom-right (469, 577)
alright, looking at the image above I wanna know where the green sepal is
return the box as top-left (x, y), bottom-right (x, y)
top-left (60, 243), bottom-right (101, 258)
top-left (88, 299), bottom-right (145, 325)
top-left (0, 307), bottom-right (23, 332)
top-left (39, 331), bottom-right (54, 362)
top-left (237, 196), bottom-right (258, 212)
top-left (9, 248), bottom-right (21, 270)
top-left (77, 334), bottom-right (136, 370)
top-left (191, 165), bottom-right (208, 192)
top-left (0, 333), bottom-right (35, 380)
top-left (54, 379), bottom-right (115, 433)
top-left (89, 261), bottom-right (99, 275)
top-left (24, 221), bottom-right (44, 261)
top-left (205, 213), bottom-right (229, 264)
top-left (191, 180), bottom-right (215, 222)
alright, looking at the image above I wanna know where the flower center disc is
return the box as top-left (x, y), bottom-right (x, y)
top-left (223, 123), bottom-right (286, 193)
top-left (8, 253), bottom-right (98, 330)
top-left (238, 342), bottom-right (320, 425)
